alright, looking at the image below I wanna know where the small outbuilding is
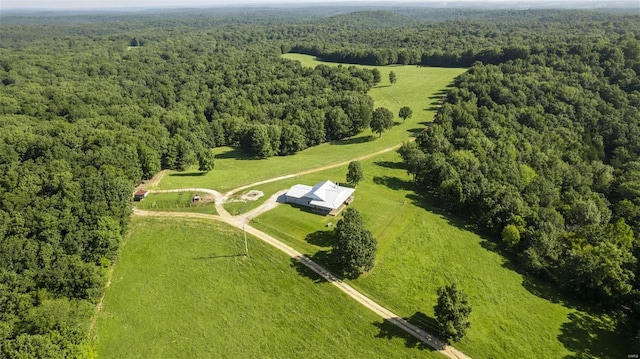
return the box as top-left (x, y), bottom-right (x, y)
top-left (285, 180), bottom-right (355, 216)
top-left (133, 190), bottom-right (149, 201)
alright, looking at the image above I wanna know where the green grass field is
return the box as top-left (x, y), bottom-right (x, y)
top-left (117, 54), bottom-right (625, 358)
top-left (223, 189), bottom-right (272, 216)
top-left (93, 217), bottom-right (443, 358)
top-left (251, 150), bottom-right (627, 359)
top-left (135, 191), bottom-right (217, 215)
top-left (156, 56), bottom-right (466, 192)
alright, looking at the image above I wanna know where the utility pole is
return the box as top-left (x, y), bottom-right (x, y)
top-left (243, 219), bottom-right (249, 257)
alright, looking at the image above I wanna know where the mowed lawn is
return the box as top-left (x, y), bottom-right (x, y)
top-left (156, 55), bottom-right (466, 192)
top-left (251, 150), bottom-right (626, 359)
top-left (136, 191), bottom-right (218, 215)
top-left (93, 217), bottom-right (443, 358)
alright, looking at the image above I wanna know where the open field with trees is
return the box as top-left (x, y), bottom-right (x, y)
top-left (1, 6), bottom-right (638, 358)
top-left (156, 59), bottom-right (465, 192)
top-left (92, 217), bottom-right (440, 358)
top-left (251, 150), bottom-right (628, 358)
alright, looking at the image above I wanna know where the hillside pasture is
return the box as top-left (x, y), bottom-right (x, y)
top-left (92, 217), bottom-right (442, 358)
top-left (251, 150), bottom-right (627, 359)
top-left (156, 56), bottom-right (466, 192)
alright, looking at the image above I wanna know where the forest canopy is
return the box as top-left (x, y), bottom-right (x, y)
top-left (400, 24), bottom-right (640, 333)
top-left (1, 7), bottom-right (639, 357)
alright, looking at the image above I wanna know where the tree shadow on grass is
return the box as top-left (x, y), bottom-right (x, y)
top-left (373, 161), bottom-right (406, 170)
top-left (330, 135), bottom-right (376, 146)
top-left (407, 127), bottom-right (427, 135)
top-left (169, 172), bottom-right (206, 177)
top-left (214, 147), bottom-right (247, 159)
top-left (428, 90), bottom-right (449, 100)
top-left (405, 192), bottom-right (474, 233)
top-left (214, 147), bottom-right (262, 161)
top-left (518, 270), bottom-right (571, 306)
top-left (519, 268), bottom-right (632, 358)
top-left (305, 230), bottom-right (334, 247)
top-left (373, 175), bottom-right (414, 191)
top-left (476, 239), bottom-right (584, 308)
top-left (559, 311), bottom-right (629, 359)
top-left (373, 312), bottom-right (443, 351)
top-left (289, 250), bottom-right (342, 284)
top-left (290, 257), bottom-right (327, 284)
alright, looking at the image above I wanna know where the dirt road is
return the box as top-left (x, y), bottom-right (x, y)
top-left (223, 142), bottom-right (405, 198)
top-left (134, 208), bottom-right (470, 359)
top-left (131, 140), bottom-right (471, 359)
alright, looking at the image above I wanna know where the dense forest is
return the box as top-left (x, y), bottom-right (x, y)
top-left (1, 7), bottom-right (639, 356)
top-left (398, 20), bottom-right (640, 343)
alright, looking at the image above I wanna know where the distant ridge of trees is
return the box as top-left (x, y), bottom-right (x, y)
top-left (0, 8), bottom-right (639, 356)
top-left (400, 27), bottom-right (640, 339)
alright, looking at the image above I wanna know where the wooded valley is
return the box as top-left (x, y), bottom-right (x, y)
top-left (1, 7), bottom-right (639, 357)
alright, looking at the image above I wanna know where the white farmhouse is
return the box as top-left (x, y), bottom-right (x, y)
top-left (284, 180), bottom-right (355, 215)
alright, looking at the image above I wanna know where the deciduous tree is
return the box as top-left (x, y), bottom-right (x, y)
top-left (389, 71), bottom-right (397, 85)
top-left (398, 106), bottom-right (413, 122)
top-left (370, 107), bottom-right (394, 137)
top-left (371, 68), bottom-right (381, 85)
top-left (197, 148), bottom-right (215, 172)
top-left (346, 161), bottom-right (364, 187)
top-left (434, 284), bottom-right (472, 342)
top-left (332, 208), bottom-right (377, 278)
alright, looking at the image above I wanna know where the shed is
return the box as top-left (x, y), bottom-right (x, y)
top-left (133, 190), bottom-right (149, 201)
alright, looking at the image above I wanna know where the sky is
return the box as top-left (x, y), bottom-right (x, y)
top-left (1, 0), bottom-right (593, 11)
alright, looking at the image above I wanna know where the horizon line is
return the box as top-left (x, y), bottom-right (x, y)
top-left (2, 0), bottom-right (639, 12)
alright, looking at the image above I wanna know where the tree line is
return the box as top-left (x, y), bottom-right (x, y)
top-left (400, 31), bottom-right (640, 341)
top-left (0, 14), bottom-right (381, 357)
top-left (0, 7), bottom-right (639, 356)
top-left (283, 11), bottom-right (640, 67)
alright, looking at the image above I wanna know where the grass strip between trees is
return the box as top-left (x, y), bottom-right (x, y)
top-left (156, 57), bottom-right (466, 192)
top-left (251, 150), bottom-right (627, 358)
top-left (115, 55), bottom-right (625, 358)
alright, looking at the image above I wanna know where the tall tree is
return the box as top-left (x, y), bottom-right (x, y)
top-left (434, 284), bottom-right (472, 342)
top-left (370, 107), bottom-right (394, 137)
top-left (279, 124), bottom-right (307, 155)
top-left (250, 125), bottom-right (274, 158)
top-left (372, 68), bottom-right (381, 85)
top-left (332, 208), bottom-right (377, 278)
top-left (197, 148), bottom-right (215, 172)
top-left (389, 71), bottom-right (397, 85)
top-left (398, 141), bottom-right (427, 181)
top-left (398, 106), bottom-right (413, 123)
top-left (346, 160), bottom-right (364, 187)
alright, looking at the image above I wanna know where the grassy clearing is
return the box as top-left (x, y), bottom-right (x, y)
top-left (222, 166), bottom-right (350, 216)
top-left (155, 56), bottom-right (466, 192)
top-left (135, 191), bottom-right (217, 215)
top-left (93, 217), bottom-right (442, 358)
top-left (251, 150), bottom-right (627, 359)
top-left (143, 54), bottom-right (625, 357)
top-left (223, 189), bottom-right (271, 216)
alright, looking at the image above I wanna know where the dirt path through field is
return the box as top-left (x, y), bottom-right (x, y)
top-left (223, 142), bottom-right (405, 199)
top-left (134, 169), bottom-right (168, 193)
top-left (133, 208), bottom-right (469, 359)
top-left (129, 139), bottom-right (471, 359)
